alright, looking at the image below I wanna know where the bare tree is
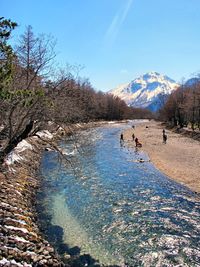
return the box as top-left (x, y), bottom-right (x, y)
top-left (0, 26), bottom-right (57, 161)
top-left (161, 78), bottom-right (200, 129)
top-left (14, 25), bottom-right (56, 90)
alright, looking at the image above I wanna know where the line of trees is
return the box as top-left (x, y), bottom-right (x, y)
top-left (0, 18), bottom-right (152, 162)
top-left (159, 80), bottom-right (200, 130)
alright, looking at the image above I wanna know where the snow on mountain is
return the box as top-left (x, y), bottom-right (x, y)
top-left (110, 71), bottom-right (179, 111)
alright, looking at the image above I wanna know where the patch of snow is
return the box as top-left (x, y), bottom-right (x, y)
top-left (5, 152), bottom-right (23, 165)
top-left (26, 251), bottom-right (37, 255)
top-left (4, 139), bottom-right (33, 166)
top-left (16, 140), bottom-right (33, 152)
top-left (0, 257), bottom-right (32, 267)
top-left (4, 225), bottom-right (37, 236)
top-left (13, 189), bottom-right (23, 196)
top-left (110, 82), bottom-right (129, 94)
top-left (10, 236), bottom-right (30, 243)
top-left (36, 130), bottom-right (53, 139)
top-left (4, 225), bottom-right (29, 233)
top-left (0, 202), bottom-right (19, 210)
top-left (5, 217), bottom-right (27, 225)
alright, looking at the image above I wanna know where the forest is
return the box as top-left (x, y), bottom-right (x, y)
top-left (0, 17), bottom-right (152, 162)
top-left (159, 80), bottom-right (200, 130)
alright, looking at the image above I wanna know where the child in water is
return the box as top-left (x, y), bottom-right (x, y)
top-left (135, 137), bottom-right (142, 147)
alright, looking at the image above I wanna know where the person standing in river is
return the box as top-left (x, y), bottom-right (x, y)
top-left (135, 137), bottom-right (142, 147)
top-left (163, 133), bottom-right (167, 144)
top-left (162, 129), bottom-right (167, 144)
top-left (132, 133), bottom-right (135, 141)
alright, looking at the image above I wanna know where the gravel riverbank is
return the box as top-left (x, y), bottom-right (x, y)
top-left (0, 134), bottom-right (66, 266)
top-left (123, 120), bottom-right (200, 194)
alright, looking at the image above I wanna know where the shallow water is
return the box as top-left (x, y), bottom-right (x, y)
top-left (38, 122), bottom-right (200, 266)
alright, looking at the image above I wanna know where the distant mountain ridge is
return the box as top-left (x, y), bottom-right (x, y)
top-left (185, 77), bottom-right (200, 87)
top-left (110, 71), bottom-right (180, 111)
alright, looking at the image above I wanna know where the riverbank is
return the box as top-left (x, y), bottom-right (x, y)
top-left (123, 120), bottom-right (200, 194)
top-left (0, 134), bottom-right (66, 266)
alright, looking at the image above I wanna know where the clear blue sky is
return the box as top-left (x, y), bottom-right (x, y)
top-left (2, 0), bottom-right (200, 91)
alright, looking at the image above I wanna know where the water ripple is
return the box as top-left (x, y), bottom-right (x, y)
top-left (39, 122), bottom-right (200, 266)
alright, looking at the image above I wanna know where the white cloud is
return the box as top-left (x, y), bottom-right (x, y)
top-left (105, 0), bottom-right (133, 45)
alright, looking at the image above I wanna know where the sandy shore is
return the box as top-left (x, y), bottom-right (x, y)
top-left (123, 120), bottom-right (200, 193)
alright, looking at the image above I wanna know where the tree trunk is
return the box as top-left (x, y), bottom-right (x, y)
top-left (0, 120), bottom-right (34, 163)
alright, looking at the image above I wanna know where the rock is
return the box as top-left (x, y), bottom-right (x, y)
top-left (63, 253), bottom-right (71, 259)
top-left (32, 256), bottom-right (38, 263)
top-left (47, 258), bottom-right (54, 265)
top-left (39, 259), bottom-right (47, 264)
top-left (46, 246), bottom-right (54, 253)
top-left (37, 255), bottom-right (44, 261)
top-left (43, 250), bottom-right (49, 256)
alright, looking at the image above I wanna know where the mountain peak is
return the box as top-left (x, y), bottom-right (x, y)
top-left (137, 71), bottom-right (176, 84)
top-left (110, 71), bottom-right (179, 111)
top-left (142, 71), bottom-right (161, 79)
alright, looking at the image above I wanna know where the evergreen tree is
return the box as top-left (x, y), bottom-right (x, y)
top-left (0, 17), bottom-right (17, 89)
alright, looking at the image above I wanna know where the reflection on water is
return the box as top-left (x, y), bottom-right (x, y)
top-left (38, 122), bottom-right (200, 266)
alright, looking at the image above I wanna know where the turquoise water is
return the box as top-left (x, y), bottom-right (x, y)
top-left (39, 122), bottom-right (200, 266)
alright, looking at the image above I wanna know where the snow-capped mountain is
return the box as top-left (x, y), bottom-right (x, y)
top-left (110, 72), bottom-right (179, 111)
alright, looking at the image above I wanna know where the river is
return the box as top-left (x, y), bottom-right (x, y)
top-left (38, 121), bottom-right (200, 266)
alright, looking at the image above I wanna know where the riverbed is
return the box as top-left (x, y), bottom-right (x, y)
top-left (38, 121), bottom-right (200, 266)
